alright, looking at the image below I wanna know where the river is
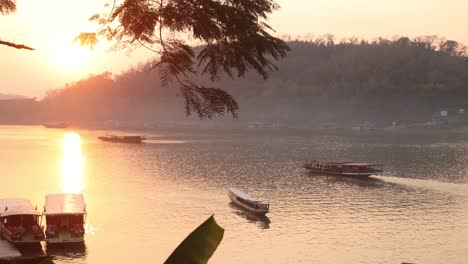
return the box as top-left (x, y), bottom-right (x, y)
top-left (0, 126), bottom-right (467, 263)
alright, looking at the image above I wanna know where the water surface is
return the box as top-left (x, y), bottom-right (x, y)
top-left (1, 126), bottom-right (467, 263)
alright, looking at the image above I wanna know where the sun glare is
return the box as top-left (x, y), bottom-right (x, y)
top-left (61, 132), bottom-right (85, 194)
top-left (54, 43), bottom-right (92, 71)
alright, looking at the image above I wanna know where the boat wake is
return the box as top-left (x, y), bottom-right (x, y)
top-left (372, 175), bottom-right (468, 197)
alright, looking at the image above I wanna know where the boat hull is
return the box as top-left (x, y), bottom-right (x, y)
top-left (43, 124), bottom-right (69, 129)
top-left (228, 192), bottom-right (269, 215)
top-left (2, 239), bottom-right (43, 244)
top-left (45, 227), bottom-right (85, 244)
top-left (98, 137), bottom-right (145, 143)
top-left (304, 166), bottom-right (380, 177)
top-left (46, 233), bottom-right (84, 244)
top-left (0, 229), bottom-right (43, 244)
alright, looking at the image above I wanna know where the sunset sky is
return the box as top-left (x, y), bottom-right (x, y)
top-left (0, 0), bottom-right (467, 97)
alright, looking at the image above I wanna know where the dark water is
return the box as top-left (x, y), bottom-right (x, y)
top-left (1, 126), bottom-right (468, 263)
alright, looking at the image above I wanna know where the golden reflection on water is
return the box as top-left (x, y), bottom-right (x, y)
top-left (61, 132), bottom-right (84, 194)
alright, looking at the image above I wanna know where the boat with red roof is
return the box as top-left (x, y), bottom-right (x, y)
top-left (98, 135), bottom-right (146, 143)
top-left (303, 160), bottom-right (383, 177)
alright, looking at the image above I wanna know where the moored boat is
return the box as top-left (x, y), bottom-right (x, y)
top-left (98, 135), bottom-right (146, 143)
top-left (43, 193), bottom-right (86, 244)
top-left (228, 188), bottom-right (269, 215)
top-left (43, 123), bottom-right (70, 129)
top-left (303, 160), bottom-right (383, 177)
top-left (0, 198), bottom-right (44, 243)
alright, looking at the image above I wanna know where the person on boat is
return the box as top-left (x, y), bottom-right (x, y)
top-left (70, 224), bottom-right (84, 237)
top-left (7, 225), bottom-right (17, 234)
top-left (32, 224), bottom-right (44, 239)
top-left (31, 224), bottom-right (40, 232)
top-left (16, 225), bottom-right (25, 235)
top-left (46, 224), bottom-right (57, 237)
top-left (32, 224), bottom-right (43, 235)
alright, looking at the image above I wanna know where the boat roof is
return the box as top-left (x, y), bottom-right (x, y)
top-left (44, 194), bottom-right (86, 215)
top-left (0, 198), bottom-right (40, 217)
top-left (309, 160), bottom-right (382, 166)
top-left (102, 134), bottom-right (143, 137)
top-left (229, 187), bottom-right (260, 202)
top-left (309, 160), bottom-right (351, 164)
top-left (343, 162), bottom-right (383, 166)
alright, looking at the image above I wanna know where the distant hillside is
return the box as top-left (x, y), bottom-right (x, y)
top-left (1, 36), bottom-right (468, 127)
top-left (0, 93), bottom-right (27, 100)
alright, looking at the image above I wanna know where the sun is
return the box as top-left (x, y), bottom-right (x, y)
top-left (53, 42), bottom-right (93, 71)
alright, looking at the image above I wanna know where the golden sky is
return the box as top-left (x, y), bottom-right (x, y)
top-left (0, 0), bottom-right (467, 97)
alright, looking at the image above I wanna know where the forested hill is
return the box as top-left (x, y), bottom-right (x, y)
top-left (3, 36), bottom-right (468, 127)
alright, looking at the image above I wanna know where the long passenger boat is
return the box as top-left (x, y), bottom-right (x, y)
top-left (43, 193), bottom-right (86, 244)
top-left (43, 123), bottom-right (70, 129)
top-left (303, 160), bottom-right (383, 177)
top-left (0, 198), bottom-right (44, 244)
top-left (228, 188), bottom-right (269, 215)
top-left (98, 135), bottom-right (146, 143)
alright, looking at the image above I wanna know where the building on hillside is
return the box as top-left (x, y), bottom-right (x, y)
top-left (432, 109), bottom-right (449, 125)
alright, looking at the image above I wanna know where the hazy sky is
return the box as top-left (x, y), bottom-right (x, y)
top-left (0, 0), bottom-right (467, 97)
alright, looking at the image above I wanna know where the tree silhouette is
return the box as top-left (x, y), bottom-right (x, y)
top-left (75, 0), bottom-right (289, 118)
top-left (0, 0), bottom-right (16, 15)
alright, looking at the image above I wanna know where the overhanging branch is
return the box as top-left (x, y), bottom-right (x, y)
top-left (0, 39), bottom-right (34, 50)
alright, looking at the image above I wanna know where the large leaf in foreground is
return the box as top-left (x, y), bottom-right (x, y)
top-left (164, 215), bottom-right (224, 264)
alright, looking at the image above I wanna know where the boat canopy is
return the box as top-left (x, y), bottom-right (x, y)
top-left (0, 198), bottom-right (40, 217)
top-left (308, 160), bottom-right (382, 166)
top-left (308, 160), bottom-right (350, 164)
top-left (44, 194), bottom-right (86, 216)
top-left (229, 188), bottom-right (261, 202)
top-left (343, 162), bottom-right (383, 166)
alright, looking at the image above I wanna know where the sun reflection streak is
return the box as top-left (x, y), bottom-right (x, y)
top-left (61, 132), bottom-right (84, 194)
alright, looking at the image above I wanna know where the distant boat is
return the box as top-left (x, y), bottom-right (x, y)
top-left (303, 160), bottom-right (383, 177)
top-left (43, 123), bottom-right (69, 129)
top-left (43, 193), bottom-right (86, 244)
top-left (228, 188), bottom-right (269, 215)
top-left (98, 135), bottom-right (146, 143)
top-left (0, 198), bottom-right (44, 244)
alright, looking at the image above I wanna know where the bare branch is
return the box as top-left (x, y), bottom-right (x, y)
top-left (0, 39), bottom-right (34, 50)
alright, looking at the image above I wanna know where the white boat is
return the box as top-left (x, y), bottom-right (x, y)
top-left (43, 194), bottom-right (86, 243)
top-left (0, 198), bottom-right (44, 243)
top-left (228, 188), bottom-right (269, 215)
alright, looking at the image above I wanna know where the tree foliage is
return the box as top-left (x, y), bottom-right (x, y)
top-left (0, 0), bottom-right (15, 15)
top-left (75, 0), bottom-right (289, 118)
